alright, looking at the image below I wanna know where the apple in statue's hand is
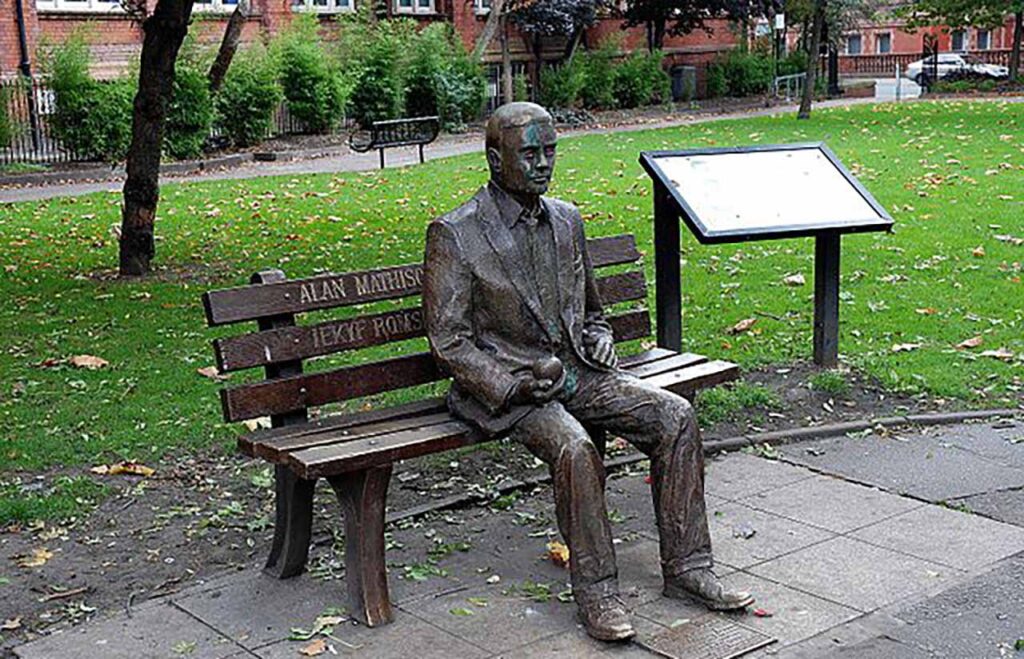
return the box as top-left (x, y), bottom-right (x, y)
top-left (532, 356), bottom-right (564, 385)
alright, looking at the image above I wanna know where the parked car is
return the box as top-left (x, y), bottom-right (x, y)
top-left (905, 53), bottom-right (1010, 85)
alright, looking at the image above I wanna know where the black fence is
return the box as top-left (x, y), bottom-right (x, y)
top-left (0, 75), bottom-right (336, 166)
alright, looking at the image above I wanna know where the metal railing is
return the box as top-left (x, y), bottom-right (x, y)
top-left (838, 49), bottom-right (1012, 77)
top-left (772, 72), bottom-right (806, 102)
top-left (1, 76), bottom-right (339, 166)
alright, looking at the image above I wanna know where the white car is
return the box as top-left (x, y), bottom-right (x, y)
top-left (905, 53), bottom-right (1009, 85)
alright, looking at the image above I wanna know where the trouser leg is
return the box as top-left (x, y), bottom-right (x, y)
top-left (510, 402), bottom-right (618, 598)
top-left (567, 371), bottom-right (713, 577)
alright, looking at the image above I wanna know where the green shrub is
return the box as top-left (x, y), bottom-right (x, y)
top-left (215, 45), bottom-right (283, 147)
top-left (348, 25), bottom-right (405, 127)
top-left (612, 50), bottom-right (670, 108)
top-left (539, 60), bottom-right (586, 109)
top-left (0, 85), bottom-right (12, 148)
top-left (164, 60), bottom-right (214, 160)
top-left (578, 41), bottom-right (617, 109)
top-left (273, 15), bottom-right (345, 133)
top-left (708, 50), bottom-right (774, 98)
top-left (44, 34), bottom-right (134, 161)
top-left (777, 49), bottom-right (808, 77)
top-left (513, 74), bottom-right (530, 102)
top-left (404, 23), bottom-right (485, 130)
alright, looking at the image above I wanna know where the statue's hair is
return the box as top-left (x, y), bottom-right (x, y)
top-left (485, 102), bottom-right (554, 155)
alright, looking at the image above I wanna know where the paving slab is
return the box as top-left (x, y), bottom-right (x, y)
top-left (705, 502), bottom-right (836, 570)
top-left (932, 420), bottom-right (1024, 468)
top-left (849, 504), bottom-right (1024, 571)
top-left (748, 536), bottom-right (960, 612)
top-left (739, 475), bottom-right (921, 534)
top-left (781, 431), bottom-right (1024, 501)
top-left (14, 600), bottom-right (243, 659)
top-left (253, 610), bottom-right (487, 659)
top-left (821, 636), bottom-right (930, 659)
top-left (948, 487), bottom-right (1024, 526)
top-left (704, 453), bottom-right (816, 501)
top-left (501, 618), bottom-right (665, 658)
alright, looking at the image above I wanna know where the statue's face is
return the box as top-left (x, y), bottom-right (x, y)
top-left (494, 120), bottom-right (558, 196)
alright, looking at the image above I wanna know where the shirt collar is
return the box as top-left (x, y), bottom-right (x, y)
top-left (488, 181), bottom-right (545, 228)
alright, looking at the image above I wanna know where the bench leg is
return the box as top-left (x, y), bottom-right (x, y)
top-left (264, 465), bottom-right (316, 579)
top-left (418, 143), bottom-right (424, 164)
top-left (329, 466), bottom-right (394, 627)
top-left (379, 148), bottom-right (385, 169)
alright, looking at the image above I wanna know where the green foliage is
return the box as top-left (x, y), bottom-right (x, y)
top-left (696, 383), bottom-right (780, 426)
top-left (347, 22), bottom-right (407, 127)
top-left (273, 15), bottom-right (346, 133)
top-left (707, 50), bottom-right (774, 98)
top-left (777, 49), bottom-right (809, 77)
top-left (809, 370), bottom-right (851, 396)
top-left (164, 59), bottom-right (214, 160)
top-left (0, 477), bottom-right (107, 523)
top-left (539, 60), bottom-right (586, 109)
top-left (0, 85), bottom-right (12, 148)
top-left (513, 74), bottom-right (530, 102)
top-left (44, 34), bottom-right (134, 162)
top-left (612, 50), bottom-right (671, 108)
top-left (215, 45), bottom-right (284, 147)
top-left (404, 23), bottom-right (485, 131)
top-left (578, 41), bottom-right (617, 109)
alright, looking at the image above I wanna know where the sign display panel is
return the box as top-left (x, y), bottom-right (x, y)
top-left (639, 143), bottom-right (893, 244)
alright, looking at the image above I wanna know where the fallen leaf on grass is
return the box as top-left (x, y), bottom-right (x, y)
top-left (915, 308), bottom-right (938, 315)
top-left (1, 617), bottom-right (21, 631)
top-left (891, 343), bottom-right (922, 353)
top-left (16, 548), bottom-right (53, 568)
top-left (972, 246), bottom-right (986, 258)
top-left (782, 273), bottom-right (805, 287)
top-left (980, 348), bottom-right (1015, 361)
top-left (546, 541), bottom-right (570, 568)
top-left (69, 355), bottom-right (109, 370)
top-left (956, 336), bottom-right (983, 350)
top-left (90, 462), bottom-right (156, 477)
top-left (299, 638), bottom-right (327, 656)
top-left (727, 318), bottom-right (758, 335)
top-left (196, 366), bottom-right (229, 382)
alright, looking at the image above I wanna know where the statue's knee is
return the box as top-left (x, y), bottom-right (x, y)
top-left (560, 433), bottom-right (600, 467)
top-left (661, 396), bottom-right (698, 448)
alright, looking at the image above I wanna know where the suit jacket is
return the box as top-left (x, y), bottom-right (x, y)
top-left (423, 184), bottom-right (615, 435)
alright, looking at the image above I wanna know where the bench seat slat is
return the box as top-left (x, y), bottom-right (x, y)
top-left (204, 235), bottom-right (642, 327)
top-left (284, 356), bottom-right (737, 479)
top-left (626, 353), bottom-right (708, 379)
top-left (214, 271), bottom-right (647, 373)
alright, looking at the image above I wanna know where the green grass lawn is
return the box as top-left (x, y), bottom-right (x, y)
top-left (1, 100), bottom-right (1022, 518)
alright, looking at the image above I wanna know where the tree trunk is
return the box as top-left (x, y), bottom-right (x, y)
top-left (531, 33), bottom-right (543, 102)
top-left (1010, 9), bottom-right (1022, 82)
top-left (563, 24), bottom-right (584, 63)
top-left (472, 0), bottom-right (507, 62)
top-left (797, 0), bottom-right (825, 120)
top-left (653, 18), bottom-right (665, 51)
top-left (119, 0), bottom-right (194, 276)
top-left (501, 18), bottom-right (513, 103)
top-left (208, 0), bottom-right (247, 94)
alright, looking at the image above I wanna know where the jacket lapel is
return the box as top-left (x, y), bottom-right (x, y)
top-left (475, 187), bottom-right (550, 337)
top-left (547, 200), bottom-right (575, 331)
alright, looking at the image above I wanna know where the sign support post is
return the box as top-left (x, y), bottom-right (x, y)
top-left (654, 181), bottom-right (682, 353)
top-left (813, 231), bottom-right (841, 367)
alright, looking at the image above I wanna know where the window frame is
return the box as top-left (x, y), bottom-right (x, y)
top-left (876, 32), bottom-right (892, 54)
top-left (292, 0), bottom-right (354, 14)
top-left (976, 28), bottom-right (991, 50)
top-left (35, 0), bottom-right (123, 14)
top-left (394, 0), bottom-right (435, 15)
top-left (846, 34), bottom-right (863, 56)
top-left (473, 0), bottom-right (491, 15)
top-left (951, 29), bottom-right (967, 52)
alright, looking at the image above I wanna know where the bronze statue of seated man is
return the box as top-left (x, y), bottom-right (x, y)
top-left (422, 102), bottom-right (753, 641)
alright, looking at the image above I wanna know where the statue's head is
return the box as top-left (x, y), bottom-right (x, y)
top-left (485, 102), bottom-right (557, 197)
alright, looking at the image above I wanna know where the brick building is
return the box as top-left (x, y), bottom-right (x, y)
top-left (1, 0), bottom-right (739, 100)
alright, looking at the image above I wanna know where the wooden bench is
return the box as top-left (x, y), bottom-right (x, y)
top-left (201, 233), bottom-right (739, 628)
top-left (348, 116), bottom-right (440, 169)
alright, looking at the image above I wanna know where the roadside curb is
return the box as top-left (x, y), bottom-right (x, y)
top-left (0, 152), bottom-right (255, 188)
top-left (371, 407), bottom-right (1022, 529)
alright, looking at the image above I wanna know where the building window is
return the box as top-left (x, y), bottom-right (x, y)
top-left (395, 0), bottom-right (434, 13)
top-left (35, 0), bottom-right (121, 13)
top-left (977, 29), bottom-right (991, 50)
top-left (876, 33), bottom-right (891, 54)
top-left (474, 0), bottom-right (491, 13)
top-left (846, 34), bottom-right (862, 55)
top-left (951, 29), bottom-right (967, 52)
top-left (192, 0), bottom-right (240, 13)
top-left (293, 0), bottom-right (353, 12)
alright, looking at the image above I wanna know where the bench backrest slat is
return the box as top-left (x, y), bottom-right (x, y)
top-left (219, 308), bottom-right (650, 422)
top-left (203, 235), bottom-right (641, 327)
top-left (213, 270), bottom-right (647, 373)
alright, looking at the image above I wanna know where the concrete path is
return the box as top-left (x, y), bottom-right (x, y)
top-left (0, 97), bottom-right (882, 205)
top-left (13, 417), bottom-right (1024, 658)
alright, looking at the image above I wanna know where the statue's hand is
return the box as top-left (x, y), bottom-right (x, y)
top-left (586, 333), bottom-right (618, 369)
top-left (508, 373), bottom-right (564, 406)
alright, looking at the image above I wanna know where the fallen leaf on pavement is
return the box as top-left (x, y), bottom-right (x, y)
top-left (449, 607), bottom-right (475, 616)
top-left (891, 343), bottom-right (922, 353)
top-left (17, 548), bottom-right (53, 568)
top-left (90, 462), bottom-right (156, 477)
top-left (782, 273), bottom-right (805, 287)
top-left (727, 318), bottom-right (758, 335)
top-left (299, 638), bottom-right (327, 656)
top-left (196, 366), bottom-right (229, 382)
top-left (69, 355), bottom-right (109, 370)
top-left (956, 336), bottom-right (983, 350)
top-left (753, 608), bottom-right (773, 618)
top-left (547, 541), bottom-right (570, 568)
top-left (1, 617), bottom-right (21, 631)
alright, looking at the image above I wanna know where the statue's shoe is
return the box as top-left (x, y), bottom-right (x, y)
top-left (577, 595), bottom-right (636, 642)
top-left (663, 568), bottom-right (755, 611)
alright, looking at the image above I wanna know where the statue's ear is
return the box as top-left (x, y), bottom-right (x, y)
top-left (486, 147), bottom-right (502, 174)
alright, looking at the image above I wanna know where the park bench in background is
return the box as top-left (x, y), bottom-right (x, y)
top-left (200, 233), bottom-right (738, 628)
top-left (348, 116), bottom-right (440, 169)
